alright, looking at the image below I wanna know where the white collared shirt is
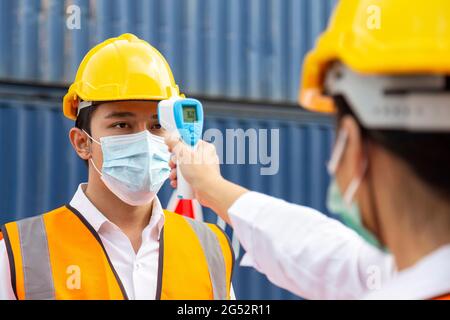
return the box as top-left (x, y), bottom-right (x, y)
top-left (69, 183), bottom-right (165, 300)
top-left (229, 191), bottom-right (450, 300)
top-left (0, 183), bottom-right (235, 300)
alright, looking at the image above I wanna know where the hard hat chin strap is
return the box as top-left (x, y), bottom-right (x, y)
top-left (325, 63), bottom-right (450, 132)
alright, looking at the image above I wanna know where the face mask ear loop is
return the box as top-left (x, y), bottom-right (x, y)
top-left (89, 158), bottom-right (103, 177)
top-left (82, 129), bottom-right (102, 176)
top-left (82, 129), bottom-right (101, 145)
top-left (343, 155), bottom-right (368, 207)
top-left (327, 129), bottom-right (349, 175)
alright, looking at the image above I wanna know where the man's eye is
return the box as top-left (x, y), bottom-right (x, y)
top-left (113, 123), bottom-right (130, 129)
top-left (150, 124), bottom-right (166, 136)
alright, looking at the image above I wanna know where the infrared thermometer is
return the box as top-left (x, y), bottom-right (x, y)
top-left (158, 98), bottom-right (204, 199)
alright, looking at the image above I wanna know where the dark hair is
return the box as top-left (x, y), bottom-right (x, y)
top-left (75, 106), bottom-right (94, 135)
top-left (333, 95), bottom-right (450, 201)
top-left (75, 106), bottom-right (96, 166)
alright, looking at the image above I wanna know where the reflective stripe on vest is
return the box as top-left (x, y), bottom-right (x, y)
top-left (184, 218), bottom-right (227, 300)
top-left (16, 216), bottom-right (55, 300)
top-left (2, 205), bottom-right (233, 300)
top-left (158, 208), bottom-right (233, 300)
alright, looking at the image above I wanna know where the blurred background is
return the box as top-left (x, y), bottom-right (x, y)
top-left (0, 0), bottom-right (337, 299)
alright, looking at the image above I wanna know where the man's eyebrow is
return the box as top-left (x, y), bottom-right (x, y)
top-left (104, 111), bottom-right (136, 119)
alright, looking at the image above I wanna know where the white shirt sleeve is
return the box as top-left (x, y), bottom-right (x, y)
top-left (228, 192), bottom-right (396, 300)
top-left (0, 239), bottom-right (17, 300)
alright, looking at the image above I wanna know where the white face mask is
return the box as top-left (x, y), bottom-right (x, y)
top-left (326, 129), bottom-right (383, 249)
top-left (327, 129), bottom-right (366, 206)
top-left (84, 130), bottom-right (171, 206)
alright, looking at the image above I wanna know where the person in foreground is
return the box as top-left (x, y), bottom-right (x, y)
top-left (165, 0), bottom-right (450, 300)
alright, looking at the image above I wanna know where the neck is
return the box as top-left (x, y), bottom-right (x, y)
top-left (374, 159), bottom-right (450, 271)
top-left (83, 178), bottom-right (153, 240)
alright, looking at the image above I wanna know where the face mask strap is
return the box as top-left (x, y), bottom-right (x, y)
top-left (328, 128), bottom-right (368, 206)
top-left (343, 158), bottom-right (367, 206)
top-left (82, 129), bottom-right (101, 145)
top-left (327, 129), bottom-right (349, 174)
top-left (81, 129), bottom-right (102, 176)
top-left (89, 158), bottom-right (103, 176)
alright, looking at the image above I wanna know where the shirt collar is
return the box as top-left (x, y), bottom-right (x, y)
top-left (69, 183), bottom-right (165, 240)
top-left (363, 244), bottom-right (450, 299)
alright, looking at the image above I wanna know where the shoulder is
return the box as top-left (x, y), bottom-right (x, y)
top-left (205, 222), bottom-right (231, 242)
top-left (163, 210), bottom-right (221, 231)
top-left (162, 211), bottom-right (235, 268)
top-left (0, 206), bottom-right (70, 236)
top-left (163, 210), bottom-right (230, 239)
top-left (43, 205), bottom-right (72, 218)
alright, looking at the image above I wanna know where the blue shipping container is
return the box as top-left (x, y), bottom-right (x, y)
top-left (0, 0), bottom-right (336, 103)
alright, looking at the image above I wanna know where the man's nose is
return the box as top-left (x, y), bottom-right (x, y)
top-left (134, 122), bottom-right (151, 133)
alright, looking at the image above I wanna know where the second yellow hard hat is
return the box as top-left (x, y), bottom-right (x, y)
top-left (299, 0), bottom-right (450, 113)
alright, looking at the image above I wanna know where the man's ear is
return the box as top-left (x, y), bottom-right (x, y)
top-left (337, 115), bottom-right (365, 182)
top-left (69, 128), bottom-right (91, 161)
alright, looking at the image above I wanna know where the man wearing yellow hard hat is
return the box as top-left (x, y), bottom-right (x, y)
top-left (165, 0), bottom-right (450, 299)
top-left (0, 34), bottom-right (234, 300)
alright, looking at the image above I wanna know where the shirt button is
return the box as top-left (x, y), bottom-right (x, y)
top-left (134, 262), bottom-right (141, 270)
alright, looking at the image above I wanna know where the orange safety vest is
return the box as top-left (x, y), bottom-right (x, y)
top-left (433, 294), bottom-right (450, 300)
top-left (0, 205), bottom-right (234, 300)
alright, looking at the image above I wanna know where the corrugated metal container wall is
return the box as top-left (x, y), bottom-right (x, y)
top-left (0, 0), bottom-right (336, 103)
top-left (0, 0), bottom-right (338, 299)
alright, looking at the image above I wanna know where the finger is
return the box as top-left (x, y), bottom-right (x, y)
top-left (169, 159), bottom-right (177, 169)
top-left (170, 180), bottom-right (178, 188)
top-left (173, 141), bottom-right (194, 164)
top-left (164, 133), bottom-right (182, 152)
top-left (169, 168), bottom-right (177, 180)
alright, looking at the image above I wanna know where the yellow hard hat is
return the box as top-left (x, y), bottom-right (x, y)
top-left (299, 0), bottom-right (450, 113)
top-left (63, 33), bottom-right (181, 120)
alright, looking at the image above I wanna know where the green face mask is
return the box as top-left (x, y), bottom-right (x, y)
top-left (326, 178), bottom-right (381, 248)
top-left (326, 129), bottom-right (386, 251)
